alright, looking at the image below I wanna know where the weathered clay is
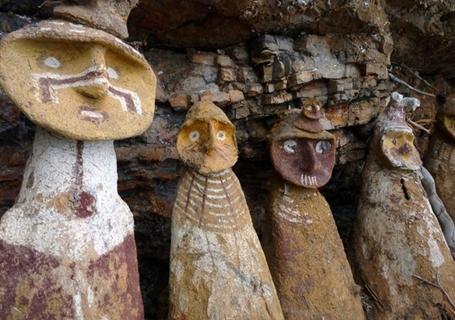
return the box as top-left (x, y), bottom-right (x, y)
top-left (0, 129), bottom-right (144, 319)
top-left (169, 101), bottom-right (284, 320)
top-left (420, 166), bottom-right (455, 258)
top-left (351, 92), bottom-right (455, 319)
top-left (426, 94), bottom-right (455, 223)
top-left (269, 102), bottom-right (335, 189)
top-left (0, 20), bottom-right (156, 141)
top-left (0, 3), bottom-right (152, 317)
top-left (264, 106), bottom-right (365, 319)
top-left (54, 0), bottom-right (139, 39)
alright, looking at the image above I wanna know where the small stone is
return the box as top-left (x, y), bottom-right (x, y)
top-left (217, 55), bottom-right (235, 68)
top-left (288, 71), bottom-right (313, 87)
top-left (324, 103), bottom-right (349, 128)
top-left (345, 64), bottom-right (361, 78)
top-left (232, 82), bottom-right (246, 92)
top-left (361, 63), bottom-right (388, 79)
top-left (348, 98), bottom-right (381, 126)
top-left (273, 59), bottom-right (286, 80)
top-left (229, 47), bottom-right (249, 61)
top-left (169, 93), bottom-right (190, 110)
top-left (229, 90), bottom-right (245, 103)
top-left (192, 52), bottom-right (216, 65)
top-left (328, 79), bottom-right (344, 94)
top-left (219, 67), bottom-right (236, 82)
top-left (200, 90), bottom-right (230, 106)
top-left (239, 67), bottom-right (258, 83)
top-left (264, 83), bottom-right (275, 93)
top-left (263, 91), bottom-right (293, 105)
top-left (274, 79), bottom-right (287, 91)
top-left (246, 83), bottom-right (263, 97)
top-left (260, 65), bottom-right (273, 83)
top-left (295, 81), bottom-right (328, 98)
top-left (233, 103), bottom-right (250, 119)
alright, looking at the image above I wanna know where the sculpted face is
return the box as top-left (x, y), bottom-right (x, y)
top-left (177, 101), bottom-right (238, 175)
top-left (441, 115), bottom-right (455, 139)
top-left (379, 128), bottom-right (422, 170)
top-left (0, 21), bottom-right (156, 140)
top-left (440, 94), bottom-right (455, 139)
top-left (271, 137), bottom-right (335, 188)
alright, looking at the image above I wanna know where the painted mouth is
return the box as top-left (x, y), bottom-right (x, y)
top-left (79, 106), bottom-right (108, 124)
top-left (300, 174), bottom-right (318, 186)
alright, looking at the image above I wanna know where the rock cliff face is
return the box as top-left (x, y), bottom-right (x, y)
top-left (0, 1), bottom-right (454, 319)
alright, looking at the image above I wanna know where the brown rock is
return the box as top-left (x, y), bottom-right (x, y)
top-left (191, 52), bottom-right (216, 65)
top-left (246, 83), bottom-right (263, 96)
top-left (263, 91), bottom-right (293, 105)
top-left (169, 93), bottom-right (190, 110)
top-left (228, 89), bottom-right (245, 103)
top-left (216, 54), bottom-right (235, 68)
top-left (219, 67), bottom-right (236, 82)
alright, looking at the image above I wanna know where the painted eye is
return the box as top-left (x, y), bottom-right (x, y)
top-left (283, 140), bottom-right (297, 154)
top-left (44, 56), bottom-right (61, 69)
top-left (189, 130), bottom-right (200, 142)
top-left (216, 130), bottom-right (226, 141)
top-left (315, 141), bottom-right (331, 154)
top-left (107, 67), bottom-right (119, 80)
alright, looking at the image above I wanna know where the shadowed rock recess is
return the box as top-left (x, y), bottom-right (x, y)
top-left (0, 0), bottom-right (454, 319)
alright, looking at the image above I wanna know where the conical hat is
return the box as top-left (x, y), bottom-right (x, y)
top-left (183, 101), bottom-right (234, 128)
top-left (271, 109), bottom-right (334, 141)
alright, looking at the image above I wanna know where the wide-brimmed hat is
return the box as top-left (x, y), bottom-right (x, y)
top-left (271, 107), bottom-right (334, 142)
top-left (53, 0), bottom-right (139, 39)
top-left (2, 19), bottom-right (148, 67)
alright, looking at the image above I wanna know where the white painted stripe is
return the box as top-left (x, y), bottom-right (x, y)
top-left (80, 110), bottom-right (105, 119)
top-left (32, 66), bottom-right (143, 114)
top-left (192, 180), bottom-right (235, 193)
top-left (73, 292), bottom-right (84, 320)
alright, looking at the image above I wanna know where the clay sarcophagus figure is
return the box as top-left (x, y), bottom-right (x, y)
top-left (426, 95), bottom-right (455, 228)
top-left (0, 1), bottom-right (156, 318)
top-left (264, 99), bottom-right (365, 320)
top-left (351, 92), bottom-right (455, 319)
top-left (169, 100), bottom-right (284, 320)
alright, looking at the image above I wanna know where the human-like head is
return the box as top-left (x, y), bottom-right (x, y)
top-left (439, 94), bottom-right (455, 140)
top-left (270, 100), bottom-right (336, 188)
top-left (0, 20), bottom-right (156, 140)
top-left (374, 92), bottom-right (422, 171)
top-left (176, 101), bottom-right (238, 175)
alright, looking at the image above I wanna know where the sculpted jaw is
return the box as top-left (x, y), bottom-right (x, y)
top-left (32, 65), bottom-right (143, 119)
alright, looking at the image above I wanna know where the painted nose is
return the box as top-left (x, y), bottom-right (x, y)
top-left (205, 121), bottom-right (218, 152)
top-left (76, 46), bottom-right (109, 100)
top-left (301, 141), bottom-right (317, 171)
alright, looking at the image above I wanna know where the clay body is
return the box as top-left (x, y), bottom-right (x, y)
top-left (169, 168), bottom-right (284, 320)
top-left (0, 129), bottom-right (143, 319)
top-left (426, 130), bottom-right (455, 223)
top-left (352, 155), bottom-right (455, 319)
top-left (265, 180), bottom-right (364, 319)
top-left (265, 104), bottom-right (365, 319)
